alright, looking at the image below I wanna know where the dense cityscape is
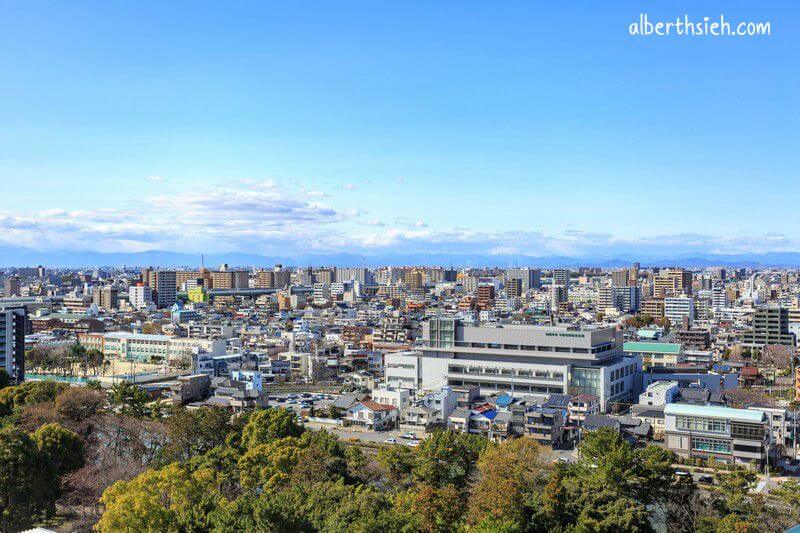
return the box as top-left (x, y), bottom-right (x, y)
top-left (2, 262), bottom-right (800, 530)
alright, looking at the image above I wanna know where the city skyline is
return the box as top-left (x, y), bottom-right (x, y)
top-left (1, 1), bottom-right (798, 262)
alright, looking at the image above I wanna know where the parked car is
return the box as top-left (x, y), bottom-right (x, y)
top-left (406, 440), bottom-right (421, 447)
top-left (697, 474), bottom-right (714, 484)
top-left (400, 432), bottom-right (416, 439)
top-left (384, 438), bottom-right (397, 444)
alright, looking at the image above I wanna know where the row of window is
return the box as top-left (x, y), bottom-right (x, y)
top-left (676, 416), bottom-right (727, 434)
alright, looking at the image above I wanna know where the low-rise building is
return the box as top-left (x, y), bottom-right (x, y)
top-left (664, 403), bottom-right (769, 467)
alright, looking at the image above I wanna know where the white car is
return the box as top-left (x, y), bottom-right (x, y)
top-left (400, 432), bottom-right (416, 439)
top-left (406, 440), bottom-right (421, 447)
top-left (384, 437), bottom-right (397, 444)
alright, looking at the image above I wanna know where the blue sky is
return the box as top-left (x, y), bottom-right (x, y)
top-left (0, 1), bottom-right (797, 258)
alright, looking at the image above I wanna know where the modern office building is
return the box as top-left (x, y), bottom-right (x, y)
top-left (409, 318), bottom-right (641, 411)
top-left (0, 306), bottom-right (26, 383)
top-left (664, 403), bottom-right (769, 467)
top-left (742, 306), bottom-right (796, 349)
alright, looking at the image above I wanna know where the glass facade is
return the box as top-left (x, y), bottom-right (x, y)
top-left (569, 367), bottom-right (600, 397)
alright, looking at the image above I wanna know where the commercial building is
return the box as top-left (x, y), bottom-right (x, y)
top-left (418, 318), bottom-right (642, 411)
top-left (664, 403), bottom-right (769, 467)
top-left (0, 306), bottom-right (26, 383)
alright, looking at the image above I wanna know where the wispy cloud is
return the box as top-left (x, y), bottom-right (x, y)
top-left (146, 175), bottom-right (166, 183)
top-left (342, 183), bottom-right (357, 191)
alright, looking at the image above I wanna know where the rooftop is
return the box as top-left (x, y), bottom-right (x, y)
top-left (624, 341), bottom-right (682, 354)
top-left (664, 403), bottom-right (766, 423)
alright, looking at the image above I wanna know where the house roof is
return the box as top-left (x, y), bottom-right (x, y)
top-left (358, 400), bottom-right (397, 412)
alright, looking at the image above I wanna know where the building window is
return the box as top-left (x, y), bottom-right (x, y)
top-left (676, 416), bottom-right (726, 434)
top-left (691, 437), bottom-right (731, 454)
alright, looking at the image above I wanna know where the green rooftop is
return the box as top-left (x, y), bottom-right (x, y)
top-left (623, 341), bottom-right (682, 354)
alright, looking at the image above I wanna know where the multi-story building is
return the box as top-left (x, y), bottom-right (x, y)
top-left (0, 306), bottom-right (26, 383)
top-left (81, 332), bottom-right (225, 363)
top-left (654, 268), bottom-right (693, 297)
top-left (148, 270), bottom-right (177, 308)
top-left (506, 268), bottom-right (541, 292)
top-left (129, 285), bottom-right (153, 310)
top-left (552, 269), bottom-right (570, 290)
top-left (624, 341), bottom-right (684, 368)
top-left (3, 276), bottom-right (21, 297)
top-left (418, 318), bottom-right (641, 411)
top-left (664, 297), bottom-right (695, 327)
top-left (641, 299), bottom-right (665, 320)
top-left (93, 286), bottom-right (118, 312)
top-left (664, 403), bottom-right (769, 467)
top-left (742, 306), bottom-right (796, 349)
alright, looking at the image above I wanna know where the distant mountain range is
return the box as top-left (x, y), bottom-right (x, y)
top-left (3, 245), bottom-right (800, 269)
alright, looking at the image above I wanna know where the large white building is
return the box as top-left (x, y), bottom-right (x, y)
top-left (388, 318), bottom-right (641, 411)
top-left (664, 297), bottom-right (695, 326)
top-left (128, 285), bottom-right (153, 310)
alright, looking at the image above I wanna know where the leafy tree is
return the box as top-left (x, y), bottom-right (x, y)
top-left (109, 380), bottom-right (151, 417)
top-left (574, 489), bottom-right (654, 532)
top-left (96, 463), bottom-right (219, 532)
top-left (240, 408), bottom-right (304, 449)
top-left (467, 437), bottom-right (547, 527)
top-left (377, 442), bottom-right (417, 487)
top-left (413, 430), bottom-right (486, 488)
top-left (395, 483), bottom-right (465, 532)
top-left (0, 368), bottom-right (10, 389)
top-left (162, 406), bottom-right (234, 462)
top-left (33, 422), bottom-right (85, 475)
top-left (0, 426), bottom-right (58, 531)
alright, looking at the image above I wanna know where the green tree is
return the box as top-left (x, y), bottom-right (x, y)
top-left (33, 422), bottom-right (85, 476)
top-left (109, 380), bottom-right (151, 417)
top-left (0, 369), bottom-right (10, 389)
top-left (467, 438), bottom-right (547, 527)
top-left (240, 408), bottom-right (304, 449)
top-left (377, 443), bottom-right (417, 487)
top-left (97, 463), bottom-right (219, 532)
top-left (413, 430), bottom-right (486, 488)
top-left (162, 406), bottom-right (234, 462)
top-left (0, 426), bottom-right (58, 531)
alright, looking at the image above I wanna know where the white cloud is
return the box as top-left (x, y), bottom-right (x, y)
top-left (342, 183), bottom-right (357, 191)
top-left (146, 175), bottom-right (166, 182)
top-left (0, 178), bottom-right (798, 260)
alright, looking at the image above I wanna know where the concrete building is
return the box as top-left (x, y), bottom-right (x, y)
top-left (0, 306), bottom-right (26, 383)
top-left (742, 306), bottom-right (796, 349)
top-left (506, 268), bottom-right (541, 292)
top-left (639, 380), bottom-right (679, 406)
top-left (664, 403), bottom-right (769, 467)
top-left (420, 318), bottom-right (642, 411)
top-left (664, 297), bottom-right (695, 327)
top-left (624, 341), bottom-right (684, 368)
top-left (129, 285), bottom-right (153, 310)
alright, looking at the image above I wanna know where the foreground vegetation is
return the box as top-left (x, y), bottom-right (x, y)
top-left (2, 374), bottom-right (800, 532)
